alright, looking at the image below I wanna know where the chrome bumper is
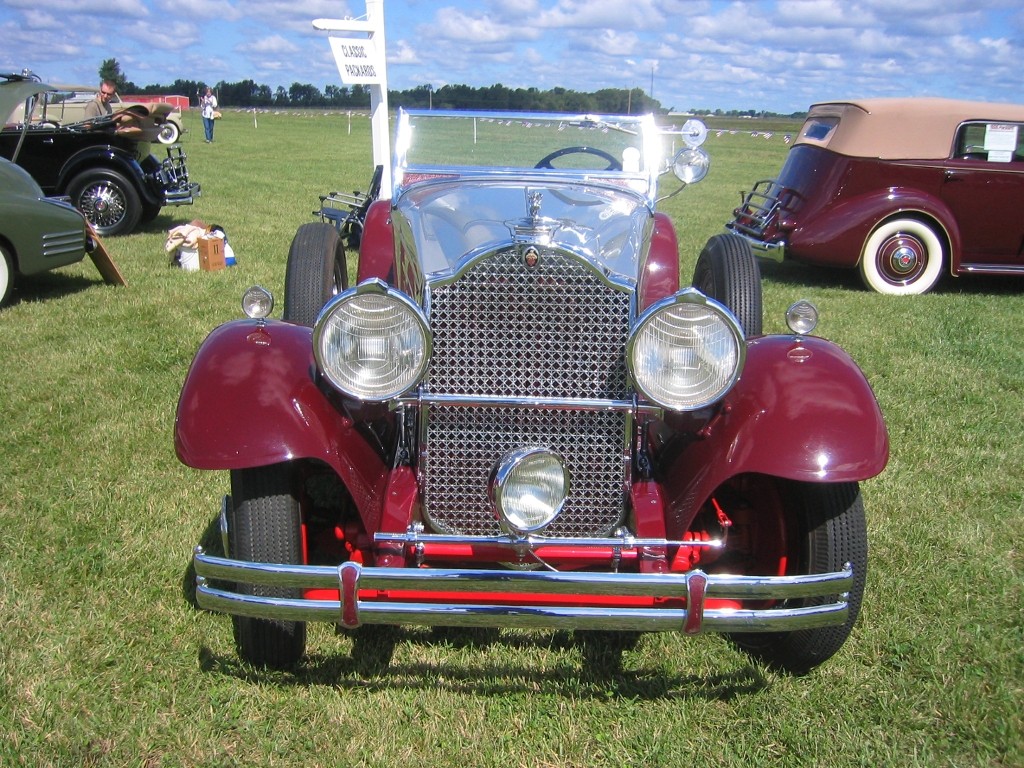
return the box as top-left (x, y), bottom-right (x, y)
top-left (164, 182), bottom-right (200, 206)
top-left (193, 548), bottom-right (852, 635)
top-left (725, 226), bottom-right (786, 263)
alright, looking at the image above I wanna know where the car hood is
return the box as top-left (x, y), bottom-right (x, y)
top-left (0, 81), bottom-right (54, 124)
top-left (392, 178), bottom-right (653, 283)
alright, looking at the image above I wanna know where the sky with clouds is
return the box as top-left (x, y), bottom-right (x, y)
top-left (1, 0), bottom-right (1021, 114)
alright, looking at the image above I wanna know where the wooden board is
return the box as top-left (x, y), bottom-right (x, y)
top-left (86, 225), bottom-right (128, 286)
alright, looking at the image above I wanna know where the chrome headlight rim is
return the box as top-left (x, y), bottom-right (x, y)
top-left (312, 279), bottom-right (431, 401)
top-left (489, 447), bottom-right (570, 537)
top-left (627, 288), bottom-right (746, 411)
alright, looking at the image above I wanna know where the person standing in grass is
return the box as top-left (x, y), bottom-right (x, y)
top-left (200, 86), bottom-right (218, 143)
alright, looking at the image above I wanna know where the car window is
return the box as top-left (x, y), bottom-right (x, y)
top-left (955, 122), bottom-right (1024, 163)
top-left (801, 116), bottom-right (838, 142)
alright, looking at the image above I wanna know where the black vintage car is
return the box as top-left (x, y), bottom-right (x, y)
top-left (1, 71), bottom-right (199, 237)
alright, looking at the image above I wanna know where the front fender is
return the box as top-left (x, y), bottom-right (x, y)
top-left (639, 212), bottom-right (681, 312)
top-left (657, 335), bottom-right (888, 535)
top-left (174, 319), bottom-right (389, 519)
top-left (791, 187), bottom-right (959, 268)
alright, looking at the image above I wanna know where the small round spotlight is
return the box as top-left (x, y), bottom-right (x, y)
top-left (490, 448), bottom-right (569, 537)
top-left (242, 286), bottom-right (274, 319)
top-left (786, 300), bottom-right (819, 335)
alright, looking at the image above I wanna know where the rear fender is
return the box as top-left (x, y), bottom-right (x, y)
top-left (656, 335), bottom-right (888, 537)
top-left (174, 319), bottom-right (390, 522)
top-left (791, 188), bottom-right (959, 269)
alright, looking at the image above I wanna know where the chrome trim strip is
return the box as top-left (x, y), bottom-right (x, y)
top-left (397, 393), bottom-right (659, 414)
top-left (371, 530), bottom-right (724, 550)
top-left (193, 548), bottom-right (852, 634)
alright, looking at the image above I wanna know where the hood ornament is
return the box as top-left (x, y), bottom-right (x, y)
top-left (528, 190), bottom-right (543, 220)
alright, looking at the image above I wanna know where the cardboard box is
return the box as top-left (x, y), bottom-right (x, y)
top-left (198, 235), bottom-right (225, 271)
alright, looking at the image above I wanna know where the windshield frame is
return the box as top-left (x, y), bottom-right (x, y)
top-left (392, 109), bottom-right (665, 204)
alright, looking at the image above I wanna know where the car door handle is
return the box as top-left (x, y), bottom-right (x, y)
top-left (43, 138), bottom-right (54, 144)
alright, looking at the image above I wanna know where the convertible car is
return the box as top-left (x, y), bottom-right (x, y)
top-left (1, 71), bottom-right (199, 236)
top-left (180, 109), bottom-right (888, 673)
top-left (18, 85), bottom-right (185, 145)
top-left (728, 98), bottom-right (1024, 295)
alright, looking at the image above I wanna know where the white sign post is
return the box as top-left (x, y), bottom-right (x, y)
top-left (314, 0), bottom-right (392, 199)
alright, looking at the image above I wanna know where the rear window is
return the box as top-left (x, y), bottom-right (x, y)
top-left (801, 117), bottom-right (838, 142)
top-left (955, 122), bottom-right (1024, 163)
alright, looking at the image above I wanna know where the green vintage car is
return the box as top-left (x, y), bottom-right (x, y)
top-left (0, 156), bottom-right (93, 306)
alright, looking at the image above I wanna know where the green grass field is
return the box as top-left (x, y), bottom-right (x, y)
top-left (1, 109), bottom-right (1021, 767)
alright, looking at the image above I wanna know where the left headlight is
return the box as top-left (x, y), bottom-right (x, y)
top-left (627, 288), bottom-right (745, 411)
top-left (313, 279), bottom-right (431, 400)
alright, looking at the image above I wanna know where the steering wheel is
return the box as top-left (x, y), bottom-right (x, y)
top-left (535, 146), bottom-right (622, 171)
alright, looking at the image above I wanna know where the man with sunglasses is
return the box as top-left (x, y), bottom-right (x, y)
top-left (84, 79), bottom-right (119, 120)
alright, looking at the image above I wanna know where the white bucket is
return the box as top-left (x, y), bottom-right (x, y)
top-left (178, 247), bottom-right (199, 271)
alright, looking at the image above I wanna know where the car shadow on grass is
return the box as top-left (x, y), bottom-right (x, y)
top-left (195, 626), bottom-right (770, 701)
top-left (5, 270), bottom-right (99, 307)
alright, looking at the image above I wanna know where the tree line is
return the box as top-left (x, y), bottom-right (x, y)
top-left (99, 58), bottom-right (799, 117)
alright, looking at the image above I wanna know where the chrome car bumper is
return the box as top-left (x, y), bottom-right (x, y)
top-left (725, 226), bottom-right (786, 263)
top-left (164, 182), bottom-right (201, 206)
top-left (193, 548), bottom-right (853, 635)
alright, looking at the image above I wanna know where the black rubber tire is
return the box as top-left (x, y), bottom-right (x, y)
top-left (140, 201), bottom-right (162, 224)
top-left (729, 481), bottom-right (868, 674)
top-left (66, 169), bottom-right (142, 237)
top-left (693, 233), bottom-right (763, 336)
top-left (228, 464), bottom-right (307, 669)
top-left (283, 222), bottom-right (348, 327)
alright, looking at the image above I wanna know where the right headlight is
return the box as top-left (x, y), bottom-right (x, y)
top-left (313, 279), bottom-right (431, 401)
top-left (627, 288), bottom-right (745, 410)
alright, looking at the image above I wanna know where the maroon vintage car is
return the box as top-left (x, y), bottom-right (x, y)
top-left (729, 98), bottom-right (1024, 295)
top-left (179, 109), bottom-right (888, 674)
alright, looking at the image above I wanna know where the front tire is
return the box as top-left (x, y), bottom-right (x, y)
top-left (693, 233), bottom-right (763, 336)
top-left (726, 479), bottom-right (868, 673)
top-left (66, 169), bottom-right (142, 237)
top-left (859, 217), bottom-right (944, 295)
top-left (229, 464), bottom-right (307, 669)
top-left (283, 222), bottom-right (348, 327)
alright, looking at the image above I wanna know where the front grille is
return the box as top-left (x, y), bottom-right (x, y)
top-left (426, 249), bottom-right (631, 399)
top-left (420, 248), bottom-right (633, 537)
top-left (422, 406), bottom-right (628, 536)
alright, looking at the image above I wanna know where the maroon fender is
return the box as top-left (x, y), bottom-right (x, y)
top-left (639, 212), bottom-right (681, 311)
top-left (356, 199), bottom-right (395, 282)
top-left (174, 319), bottom-right (389, 522)
top-left (790, 187), bottom-right (960, 269)
top-left (658, 335), bottom-right (889, 536)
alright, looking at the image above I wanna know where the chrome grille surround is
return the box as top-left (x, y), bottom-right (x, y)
top-left (419, 246), bottom-right (634, 537)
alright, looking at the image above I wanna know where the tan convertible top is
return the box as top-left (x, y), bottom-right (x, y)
top-left (795, 98), bottom-right (1024, 160)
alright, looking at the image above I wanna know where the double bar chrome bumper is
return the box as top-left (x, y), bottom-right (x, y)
top-left (193, 548), bottom-right (852, 635)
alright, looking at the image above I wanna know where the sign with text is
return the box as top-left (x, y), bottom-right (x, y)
top-left (329, 36), bottom-right (384, 85)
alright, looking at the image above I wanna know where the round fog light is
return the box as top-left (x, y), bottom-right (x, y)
top-left (242, 285), bottom-right (274, 319)
top-left (786, 300), bottom-right (819, 335)
top-left (490, 449), bottom-right (569, 536)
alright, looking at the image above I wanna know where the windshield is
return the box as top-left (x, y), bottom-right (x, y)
top-left (393, 109), bottom-right (665, 202)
